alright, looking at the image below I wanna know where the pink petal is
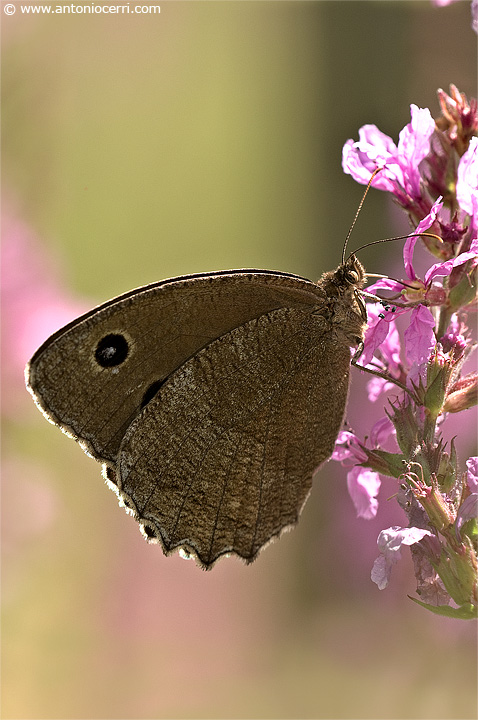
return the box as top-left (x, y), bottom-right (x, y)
top-left (347, 467), bottom-right (381, 519)
top-left (361, 317), bottom-right (390, 367)
top-left (424, 236), bottom-right (478, 285)
top-left (403, 198), bottom-right (443, 280)
top-left (366, 278), bottom-right (404, 293)
top-left (370, 416), bottom-right (395, 447)
top-left (360, 304), bottom-right (406, 369)
top-left (342, 139), bottom-right (374, 185)
top-left (371, 554), bottom-right (391, 590)
top-left (341, 126), bottom-right (398, 192)
top-left (366, 375), bottom-right (395, 402)
top-left (404, 305), bottom-right (436, 370)
top-left (379, 320), bottom-right (402, 371)
top-left (457, 136), bottom-right (478, 221)
top-left (397, 105), bottom-right (435, 198)
top-left (372, 525), bottom-right (432, 589)
top-left (466, 457), bottom-right (478, 492)
top-left (415, 197), bottom-right (444, 234)
top-left (423, 259), bottom-right (456, 284)
top-left (358, 124), bottom-right (397, 156)
top-left (377, 525), bottom-right (432, 556)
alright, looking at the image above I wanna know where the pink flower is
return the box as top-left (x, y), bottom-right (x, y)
top-left (342, 126), bottom-right (400, 192)
top-left (369, 192), bottom-right (475, 309)
top-left (333, 419), bottom-right (396, 468)
top-left (342, 105), bottom-right (435, 205)
top-left (333, 421), bottom-right (397, 518)
top-left (357, 201), bottom-right (476, 399)
top-left (371, 526), bottom-right (432, 590)
top-left (331, 431), bottom-right (367, 465)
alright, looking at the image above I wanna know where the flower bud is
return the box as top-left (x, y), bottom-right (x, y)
top-left (408, 474), bottom-right (455, 531)
top-left (424, 350), bottom-right (454, 421)
top-left (436, 448), bottom-right (457, 494)
top-left (386, 401), bottom-right (420, 458)
top-left (436, 85), bottom-right (478, 155)
top-left (443, 372), bottom-right (478, 413)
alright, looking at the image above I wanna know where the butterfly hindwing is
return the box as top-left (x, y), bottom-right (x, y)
top-left (115, 306), bottom-right (353, 567)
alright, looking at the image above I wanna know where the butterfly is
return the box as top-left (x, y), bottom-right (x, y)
top-left (25, 257), bottom-right (367, 568)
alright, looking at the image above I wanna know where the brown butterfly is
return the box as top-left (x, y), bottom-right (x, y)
top-left (25, 258), bottom-right (367, 568)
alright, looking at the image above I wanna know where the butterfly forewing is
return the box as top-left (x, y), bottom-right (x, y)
top-left (26, 271), bottom-right (322, 465)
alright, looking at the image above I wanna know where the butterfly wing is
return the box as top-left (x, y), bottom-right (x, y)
top-left (116, 305), bottom-right (353, 567)
top-left (25, 270), bottom-right (323, 466)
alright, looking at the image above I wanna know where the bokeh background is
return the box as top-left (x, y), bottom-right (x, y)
top-left (1, 1), bottom-right (477, 718)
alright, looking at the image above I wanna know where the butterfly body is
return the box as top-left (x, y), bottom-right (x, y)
top-left (26, 257), bottom-right (366, 568)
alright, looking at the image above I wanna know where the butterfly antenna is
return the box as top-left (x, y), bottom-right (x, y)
top-left (342, 167), bottom-right (383, 265)
top-left (347, 231), bottom-right (442, 263)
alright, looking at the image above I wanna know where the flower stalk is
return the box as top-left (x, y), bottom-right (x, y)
top-left (336, 85), bottom-right (478, 619)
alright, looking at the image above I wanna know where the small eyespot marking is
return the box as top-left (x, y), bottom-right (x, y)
top-left (105, 466), bottom-right (117, 486)
top-left (95, 334), bottom-right (129, 368)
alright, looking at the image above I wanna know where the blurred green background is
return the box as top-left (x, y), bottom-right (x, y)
top-left (1, 1), bottom-right (477, 718)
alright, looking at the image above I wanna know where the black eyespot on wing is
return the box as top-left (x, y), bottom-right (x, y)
top-left (104, 466), bottom-right (117, 485)
top-left (122, 496), bottom-right (134, 511)
top-left (95, 334), bottom-right (129, 367)
top-left (142, 525), bottom-right (156, 539)
top-left (141, 379), bottom-right (165, 409)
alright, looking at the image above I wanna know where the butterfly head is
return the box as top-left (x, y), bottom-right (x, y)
top-left (335, 254), bottom-right (366, 290)
top-left (315, 254), bottom-right (368, 334)
top-left (318, 254), bottom-right (365, 297)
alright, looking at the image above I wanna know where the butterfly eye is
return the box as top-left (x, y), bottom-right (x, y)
top-left (95, 334), bottom-right (129, 367)
top-left (345, 269), bottom-right (359, 284)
